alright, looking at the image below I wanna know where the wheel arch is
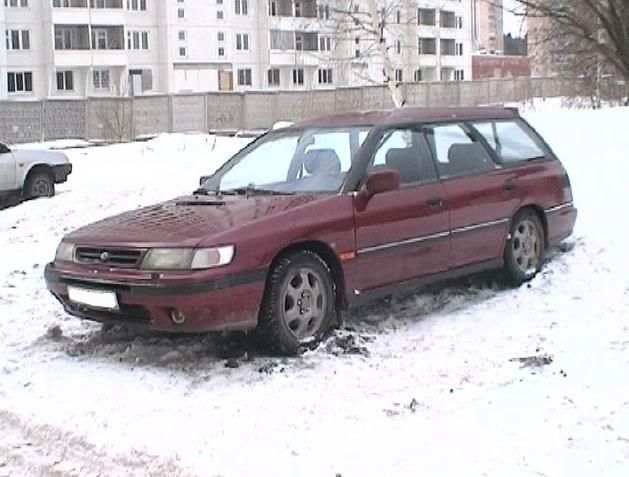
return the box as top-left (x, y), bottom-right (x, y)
top-left (268, 241), bottom-right (348, 310)
top-left (23, 163), bottom-right (54, 187)
top-left (508, 204), bottom-right (548, 248)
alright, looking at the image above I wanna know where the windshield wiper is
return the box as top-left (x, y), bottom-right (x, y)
top-left (221, 186), bottom-right (294, 197)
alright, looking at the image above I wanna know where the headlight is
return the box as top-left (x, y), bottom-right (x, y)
top-left (55, 242), bottom-right (75, 262)
top-left (140, 246), bottom-right (234, 270)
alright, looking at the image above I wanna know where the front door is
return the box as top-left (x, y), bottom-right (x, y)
top-left (423, 122), bottom-right (518, 269)
top-left (352, 127), bottom-right (450, 293)
top-left (0, 145), bottom-right (16, 191)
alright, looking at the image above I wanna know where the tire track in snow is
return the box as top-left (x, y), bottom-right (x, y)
top-left (0, 410), bottom-right (192, 477)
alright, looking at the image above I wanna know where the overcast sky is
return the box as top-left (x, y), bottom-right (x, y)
top-left (503, 0), bottom-right (526, 36)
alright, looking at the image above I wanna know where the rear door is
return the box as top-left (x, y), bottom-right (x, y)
top-left (0, 144), bottom-right (17, 191)
top-left (423, 123), bottom-right (518, 269)
top-left (351, 127), bottom-right (450, 292)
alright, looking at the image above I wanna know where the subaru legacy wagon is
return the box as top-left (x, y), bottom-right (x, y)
top-left (45, 107), bottom-right (577, 353)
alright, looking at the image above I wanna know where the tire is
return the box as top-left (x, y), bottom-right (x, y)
top-left (503, 209), bottom-right (545, 285)
top-left (257, 250), bottom-right (336, 355)
top-left (25, 171), bottom-right (55, 198)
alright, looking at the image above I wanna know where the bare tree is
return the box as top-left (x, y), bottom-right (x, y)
top-left (328, 0), bottom-right (415, 107)
top-left (501, 0), bottom-right (629, 105)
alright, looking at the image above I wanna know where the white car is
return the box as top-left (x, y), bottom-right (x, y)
top-left (0, 141), bottom-right (72, 204)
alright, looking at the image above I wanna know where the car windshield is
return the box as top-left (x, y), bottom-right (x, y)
top-left (199, 127), bottom-right (371, 195)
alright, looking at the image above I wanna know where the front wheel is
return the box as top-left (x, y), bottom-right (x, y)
top-left (26, 171), bottom-right (55, 198)
top-left (503, 210), bottom-right (545, 285)
top-left (257, 251), bottom-right (336, 355)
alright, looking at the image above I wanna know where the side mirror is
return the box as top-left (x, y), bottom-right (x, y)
top-left (0, 143), bottom-right (10, 154)
top-left (199, 175), bottom-right (210, 186)
top-left (362, 169), bottom-right (400, 198)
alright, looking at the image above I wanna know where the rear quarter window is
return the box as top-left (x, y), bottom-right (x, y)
top-left (472, 120), bottom-right (546, 164)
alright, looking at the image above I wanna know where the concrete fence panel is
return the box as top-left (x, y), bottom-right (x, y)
top-left (0, 101), bottom-right (43, 144)
top-left (43, 99), bottom-right (86, 141)
top-left (172, 94), bottom-right (207, 133)
top-left (489, 79), bottom-right (516, 104)
top-left (133, 95), bottom-right (169, 137)
top-left (425, 82), bottom-right (459, 107)
top-left (308, 89), bottom-right (336, 118)
top-left (335, 87), bottom-right (363, 113)
top-left (242, 93), bottom-right (278, 130)
top-left (87, 98), bottom-right (133, 142)
top-left (363, 85), bottom-right (392, 110)
top-left (207, 93), bottom-right (243, 131)
top-left (460, 81), bottom-right (490, 106)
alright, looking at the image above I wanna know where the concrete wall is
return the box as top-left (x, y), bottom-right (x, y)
top-left (0, 77), bottom-right (587, 144)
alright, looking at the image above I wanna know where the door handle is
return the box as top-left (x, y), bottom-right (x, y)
top-left (502, 180), bottom-right (516, 192)
top-left (426, 197), bottom-right (444, 209)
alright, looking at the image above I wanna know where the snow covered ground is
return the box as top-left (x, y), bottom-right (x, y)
top-left (1, 104), bottom-right (628, 477)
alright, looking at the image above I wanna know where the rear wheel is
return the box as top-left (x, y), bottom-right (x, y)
top-left (503, 210), bottom-right (545, 285)
top-left (26, 171), bottom-right (55, 198)
top-left (257, 251), bottom-right (336, 354)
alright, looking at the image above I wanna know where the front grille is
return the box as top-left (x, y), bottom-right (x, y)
top-left (75, 247), bottom-right (143, 268)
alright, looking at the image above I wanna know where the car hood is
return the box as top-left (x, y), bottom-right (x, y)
top-left (12, 148), bottom-right (70, 166)
top-left (64, 194), bottom-right (322, 248)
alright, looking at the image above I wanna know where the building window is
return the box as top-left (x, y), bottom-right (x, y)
top-left (456, 42), bottom-right (463, 56)
top-left (267, 68), bottom-right (280, 86)
top-left (92, 28), bottom-right (109, 49)
top-left (93, 69), bottom-right (110, 89)
top-left (292, 68), bottom-right (304, 85)
top-left (319, 36), bottom-right (331, 51)
top-left (178, 31), bottom-right (186, 41)
top-left (234, 0), bottom-right (247, 15)
top-left (5, 29), bottom-right (30, 50)
top-left (178, 8), bottom-right (184, 18)
top-left (56, 71), bottom-right (74, 91)
top-left (179, 46), bottom-right (186, 57)
top-left (218, 46), bottom-right (225, 56)
top-left (454, 69), bottom-right (465, 81)
top-left (417, 8), bottom-right (436, 26)
top-left (237, 68), bottom-right (252, 86)
top-left (395, 40), bottom-right (401, 54)
top-left (217, 10), bottom-right (224, 19)
top-left (269, 0), bottom-right (277, 16)
top-left (7, 71), bottom-right (33, 93)
top-left (395, 69), bottom-right (403, 82)
top-left (127, 31), bottom-right (149, 50)
top-left (236, 33), bottom-right (249, 50)
top-left (456, 16), bottom-right (463, 29)
top-left (418, 37), bottom-right (436, 55)
top-left (4, 0), bottom-right (28, 7)
top-left (318, 68), bottom-right (333, 84)
top-left (90, 0), bottom-right (125, 7)
top-left (126, 0), bottom-right (147, 10)
top-left (414, 69), bottom-right (422, 82)
top-left (218, 32), bottom-right (224, 41)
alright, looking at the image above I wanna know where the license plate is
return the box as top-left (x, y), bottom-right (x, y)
top-left (67, 286), bottom-right (119, 310)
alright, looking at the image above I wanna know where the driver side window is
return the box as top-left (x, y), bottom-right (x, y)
top-left (369, 128), bottom-right (437, 185)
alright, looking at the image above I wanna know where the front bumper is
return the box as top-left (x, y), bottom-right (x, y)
top-left (53, 163), bottom-right (73, 184)
top-left (44, 263), bottom-right (266, 333)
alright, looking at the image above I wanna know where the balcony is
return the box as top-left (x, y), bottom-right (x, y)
top-left (52, 0), bottom-right (126, 25)
top-left (54, 25), bottom-right (126, 67)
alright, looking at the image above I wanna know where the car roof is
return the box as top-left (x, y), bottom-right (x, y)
top-left (288, 105), bottom-right (520, 130)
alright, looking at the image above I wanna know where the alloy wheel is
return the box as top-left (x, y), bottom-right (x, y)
top-left (281, 267), bottom-right (327, 342)
top-left (512, 219), bottom-right (542, 275)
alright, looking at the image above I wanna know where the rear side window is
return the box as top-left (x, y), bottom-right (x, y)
top-left (423, 123), bottom-right (496, 177)
top-left (473, 120), bottom-right (546, 164)
top-left (369, 128), bottom-right (437, 185)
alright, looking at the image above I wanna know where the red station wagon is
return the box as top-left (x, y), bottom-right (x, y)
top-left (45, 107), bottom-right (577, 353)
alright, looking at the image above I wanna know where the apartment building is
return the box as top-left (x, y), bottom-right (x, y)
top-left (1, 0), bottom-right (473, 99)
top-left (472, 0), bottom-right (503, 53)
